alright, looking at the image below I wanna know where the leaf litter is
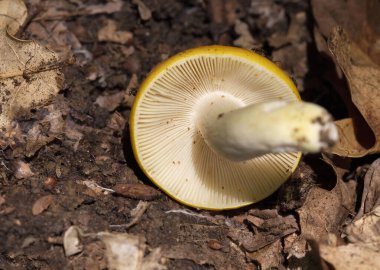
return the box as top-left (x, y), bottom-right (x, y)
top-left (0, 0), bottom-right (64, 130)
top-left (1, 1), bottom-right (380, 270)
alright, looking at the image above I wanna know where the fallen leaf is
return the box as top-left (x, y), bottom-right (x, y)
top-left (296, 189), bottom-right (339, 241)
top-left (98, 19), bottom-right (133, 45)
top-left (327, 27), bottom-right (380, 157)
top-left (113, 183), bottom-right (161, 200)
top-left (101, 232), bottom-right (166, 270)
top-left (95, 92), bottom-right (124, 111)
top-left (132, 0), bottom-right (152, 21)
top-left (0, 1), bottom-right (64, 129)
top-left (63, 226), bottom-right (84, 257)
top-left (34, 1), bottom-right (124, 21)
top-left (356, 158), bottom-right (380, 218)
top-left (311, 0), bottom-right (380, 66)
top-left (207, 239), bottom-right (223, 250)
top-left (228, 209), bottom-right (298, 252)
top-left (0, 0), bottom-right (27, 35)
top-left (25, 107), bottom-right (65, 157)
top-left (233, 19), bottom-right (258, 49)
top-left (32, 195), bottom-right (54, 215)
top-left (14, 160), bottom-right (34, 179)
top-left (246, 239), bottom-right (283, 270)
top-left (110, 201), bottom-right (150, 229)
top-left (346, 204), bottom-right (380, 252)
top-left (320, 243), bottom-right (380, 270)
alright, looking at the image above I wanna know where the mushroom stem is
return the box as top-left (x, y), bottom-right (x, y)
top-left (198, 101), bottom-right (338, 161)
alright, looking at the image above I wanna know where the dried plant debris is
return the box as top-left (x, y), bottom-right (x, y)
top-left (0, 0), bottom-right (64, 129)
top-left (311, 0), bottom-right (380, 66)
top-left (356, 158), bottom-right (380, 218)
top-left (297, 156), bottom-right (356, 243)
top-left (101, 233), bottom-right (166, 270)
top-left (228, 209), bottom-right (299, 253)
top-left (319, 243), bottom-right (380, 270)
top-left (63, 226), bottom-right (84, 257)
top-left (328, 27), bottom-right (380, 157)
top-left (63, 226), bottom-right (166, 270)
top-left (31, 194), bottom-right (54, 215)
top-left (346, 205), bottom-right (380, 252)
top-left (113, 183), bottom-right (161, 201)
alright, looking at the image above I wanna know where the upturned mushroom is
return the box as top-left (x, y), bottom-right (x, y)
top-left (129, 45), bottom-right (338, 210)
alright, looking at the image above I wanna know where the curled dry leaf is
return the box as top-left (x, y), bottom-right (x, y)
top-left (32, 195), bottom-right (54, 215)
top-left (311, 0), bottom-right (380, 66)
top-left (132, 0), bottom-right (152, 21)
top-left (63, 226), bottom-right (84, 257)
top-left (0, 0), bottom-right (64, 129)
top-left (328, 27), bottom-right (380, 157)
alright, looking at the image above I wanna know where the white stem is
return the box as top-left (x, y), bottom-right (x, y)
top-left (198, 101), bottom-right (338, 161)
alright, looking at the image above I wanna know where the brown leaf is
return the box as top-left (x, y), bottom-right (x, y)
top-left (297, 155), bottom-right (356, 244)
top-left (207, 239), bottom-right (223, 250)
top-left (346, 205), bottom-right (380, 252)
top-left (97, 19), bottom-right (133, 45)
top-left (320, 243), bottom-right (380, 270)
top-left (311, 0), bottom-right (380, 66)
top-left (32, 195), bottom-right (54, 215)
top-left (132, 0), bottom-right (152, 21)
top-left (246, 239), bottom-right (283, 270)
top-left (0, 0), bottom-right (27, 35)
top-left (95, 92), bottom-right (124, 111)
top-left (113, 183), bottom-right (161, 200)
top-left (14, 160), bottom-right (34, 179)
top-left (327, 27), bottom-right (380, 157)
top-left (356, 158), bottom-right (380, 218)
top-left (228, 209), bottom-right (298, 252)
top-left (0, 1), bottom-right (64, 129)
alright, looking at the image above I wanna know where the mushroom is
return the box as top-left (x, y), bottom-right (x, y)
top-left (129, 45), bottom-right (338, 210)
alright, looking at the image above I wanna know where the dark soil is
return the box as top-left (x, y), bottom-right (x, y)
top-left (1, 0), bottom-right (377, 270)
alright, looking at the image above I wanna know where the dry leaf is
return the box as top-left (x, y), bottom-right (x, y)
top-left (296, 157), bottom-right (355, 243)
top-left (14, 160), bottom-right (34, 179)
top-left (113, 183), bottom-right (161, 200)
top-left (32, 195), bottom-right (54, 215)
top-left (246, 239), bottom-right (283, 270)
top-left (95, 92), bottom-right (124, 111)
top-left (63, 226), bottom-right (84, 257)
top-left (98, 19), bottom-right (133, 45)
top-left (0, 1), bottom-right (64, 129)
top-left (328, 27), bottom-right (380, 157)
top-left (228, 209), bottom-right (298, 252)
top-left (101, 233), bottom-right (166, 270)
top-left (356, 159), bottom-right (380, 218)
top-left (110, 201), bottom-right (150, 229)
top-left (320, 243), bottom-right (380, 270)
top-left (132, 0), bottom-right (152, 21)
top-left (311, 0), bottom-right (380, 66)
top-left (346, 204), bottom-right (380, 252)
top-left (0, 0), bottom-right (27, 35)
top-left (233, 19), bottom-right (258, 49)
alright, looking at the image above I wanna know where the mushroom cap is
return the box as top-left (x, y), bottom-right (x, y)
top-left (130, 45), bottom-right (301, 210)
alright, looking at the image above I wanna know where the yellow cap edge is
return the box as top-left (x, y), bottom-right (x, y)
top-left (129, 45), bottom-right (302, 211)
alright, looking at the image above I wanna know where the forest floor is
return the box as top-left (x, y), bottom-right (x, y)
top-left (1, 0), bottom-right (380, 269)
